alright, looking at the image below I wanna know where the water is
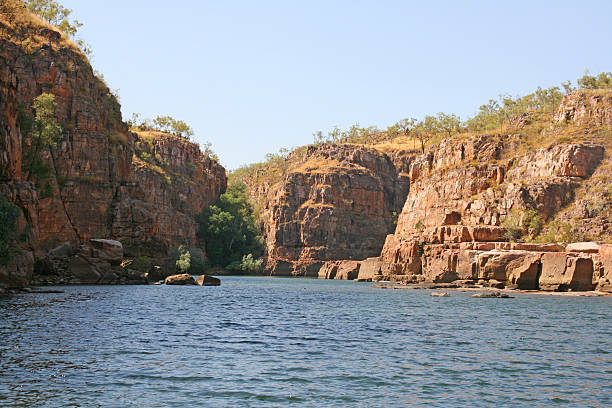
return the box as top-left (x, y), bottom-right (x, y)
top-left (0, 277), bottom-right (610, 407)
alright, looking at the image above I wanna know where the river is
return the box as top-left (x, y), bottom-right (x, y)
top-left (1, 277), bottom-right (610, 407)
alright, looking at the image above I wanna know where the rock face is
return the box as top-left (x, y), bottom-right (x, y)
top-left (315, 90), bottom-right (611, 291)
top-left (263, 144), bottom-right (410, 276)
top-left (0, 17), bottom-right (226, 287)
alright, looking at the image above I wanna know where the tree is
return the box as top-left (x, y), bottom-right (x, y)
top-left (0, 194), bottom-right (21, 266)
top-left (577, 70), bottom-right (612, 89)
top-left (21, 93), bottom-right (62, 186)
top-left (196, 182), bottom-right (263, 268)
top-left (24, 0), bottom-right (82, 38)
top-left (413, 122), bottom-right (430, 154)
top-left (175, 246), bottom-right (191, 273)
top-left (436, 112), bottom-right (461, 138)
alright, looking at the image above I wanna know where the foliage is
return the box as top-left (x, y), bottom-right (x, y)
top-left (19, 93), bottom-right (62, 193)
top-left (240, 253), bottom-right (264, 273)
top-left (502, 208), bottom-right (543, 241)
top-left (0, 194), bottom-right (21, 266)
top-left (129, 113), bottom-right (194, 139)
top-left (197, 182), bottom-right (263, 268)
top-left (24, 0), bottom-right (82, 37)
top-left (175, 247), bottom-right (191, 273)
top-left (577, 70), bottom-right (612, 90)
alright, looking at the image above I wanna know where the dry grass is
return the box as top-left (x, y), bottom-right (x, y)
top-left (0, 8), bottom-right (86, 61)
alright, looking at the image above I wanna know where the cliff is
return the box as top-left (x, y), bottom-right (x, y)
top-left (262, 144), bottom-right (409, 276)
top-left (352, 90), bottom-right (611, 292)
top-left (0, 14), bottom-right (226, 288)
top-left (245, 89), bottom-right (611, 291)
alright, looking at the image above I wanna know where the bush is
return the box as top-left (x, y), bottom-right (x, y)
top-left (197, 182), bottom-right (264, 268)
top-left (502, 208), bottom-right (543, 241)
top-left (0, 194), bottom-right (21, 266)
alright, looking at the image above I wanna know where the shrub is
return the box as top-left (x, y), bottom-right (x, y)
top-left (0, 194), bottom-right (21, 266)
top-left (197, 182), bottom-right (264, 268)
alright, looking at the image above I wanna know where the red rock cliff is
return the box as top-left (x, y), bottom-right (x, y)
top-left (0, 17), bottom-right (226, 287)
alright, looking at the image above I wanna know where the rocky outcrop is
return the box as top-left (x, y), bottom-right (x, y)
top-left (0, 16), bottom-right (226, 287)
top-left (164, 273), bottom-right (196, 285)
top-left (31, 239), bottom-right (148, 285)
top-left (196, 274), bottom-right (221, 286)
top-left (263, 144), bottom-right (410, 276)
top-left (554, 89), bottom-right (612, 125)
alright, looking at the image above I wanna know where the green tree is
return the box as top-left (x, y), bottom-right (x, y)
top-left (197, 182), bottom-right (263, 268)
top-left (577, 70), bottom-right (612, 89)
top-left (24, 0), bottom-right (82, 38)
top-left (21, 93), bottom-right (62, 188)
top-left (436, 112), bottom-right (461, 138)
top-left (0, 194), bottom-right (21, 266)
top-left (175, 245), bottom-right (191, 273)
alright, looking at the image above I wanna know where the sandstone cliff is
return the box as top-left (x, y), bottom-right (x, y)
top-left (358, 90), bottom-right (611, 292)
top-left (262, 144), bottom-right (410, 276)
top-left (245, 88), bottom-right (611, 291)
top-left (0, 15), bottom-right (226, 288)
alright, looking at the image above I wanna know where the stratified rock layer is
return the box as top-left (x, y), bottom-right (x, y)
top-left (263, 144), bottom-right (410, 276)
top-left (0, 18), bottom-right (226, 287)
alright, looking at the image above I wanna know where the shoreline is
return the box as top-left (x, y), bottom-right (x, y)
top-left (372, 282), bottom-right (612, 297)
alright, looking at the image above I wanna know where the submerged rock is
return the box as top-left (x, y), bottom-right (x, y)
top-left (471, 291), bottom-right (513, 298)
top-left (196, 275), bottom-right (221, 286)
top-left (164, 274), bottom-right (196, 285)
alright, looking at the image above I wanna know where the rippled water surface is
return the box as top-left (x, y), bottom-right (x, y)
top-left (1, 277), bottom-right (611, 407)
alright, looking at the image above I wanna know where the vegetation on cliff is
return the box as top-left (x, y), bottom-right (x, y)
top-left (197, 183), bottom-right (263, 271)
top-left (18, 93), bottom-right (62, 197)
top-left (0, 194), bottom-right (20, 266)
top-left (1, 0), bottom-right (90, 56)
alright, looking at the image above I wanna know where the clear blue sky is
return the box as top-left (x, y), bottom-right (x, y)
top-left (61, 0), bottom-right (612, 170)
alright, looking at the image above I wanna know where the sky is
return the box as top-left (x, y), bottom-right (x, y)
top-left (60, 0), bottom-right (612, 170)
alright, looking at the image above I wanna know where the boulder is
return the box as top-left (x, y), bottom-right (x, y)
top-left (477, 251), bottom-right (529, 281)
top-left (164, 274), bottom-right (196, 285)
top-left (196, 275), bottom-right (221, 286)
top-left (89, 239), bottom-right (123, 265)
top-left (48, 242), bottom-right (74, 259)
top-left (539, 253), bottom-right (594, 291)
top-left (335, 261), bottom-right (361, 280)
top-left (358, 258), bottom-right (382, 281)
top-left (507, 253), bottom-right (541, 290)
top-left (566, 242), bottom-right (600, 254)
top-left (430, 292), bottom-right (450, 297)
top-left (67, 255), bottom-right (106, 284)
top-left (318, 262), bottom-right (339, 279)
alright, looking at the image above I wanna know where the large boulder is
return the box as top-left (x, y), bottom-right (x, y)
top-left (164, 273), bottom-right (196, 285)
top-left (89, 239), bottom-right (123, 265)
top-left (539, 253), bottom-right (594, 291)
top-left (358, 258), bottom-right (382, 281)
top-left (477, 251), bottom-right (529, 281)
top-left (335, 261), bottom-right (361, 280)
top-left (196, 275), bottom-right (221, 286)
top-left (48, 242), bottom-right (74, 259)
top-left (566, 242), bottom-right (600, 254)
top-left (507, 254), bottom-right (541, 290)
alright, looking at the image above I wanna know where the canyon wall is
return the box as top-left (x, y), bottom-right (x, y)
top-left (262, 144), bottom-right (410, 276)
top-left (0, 18), bottom-right (225, 288)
